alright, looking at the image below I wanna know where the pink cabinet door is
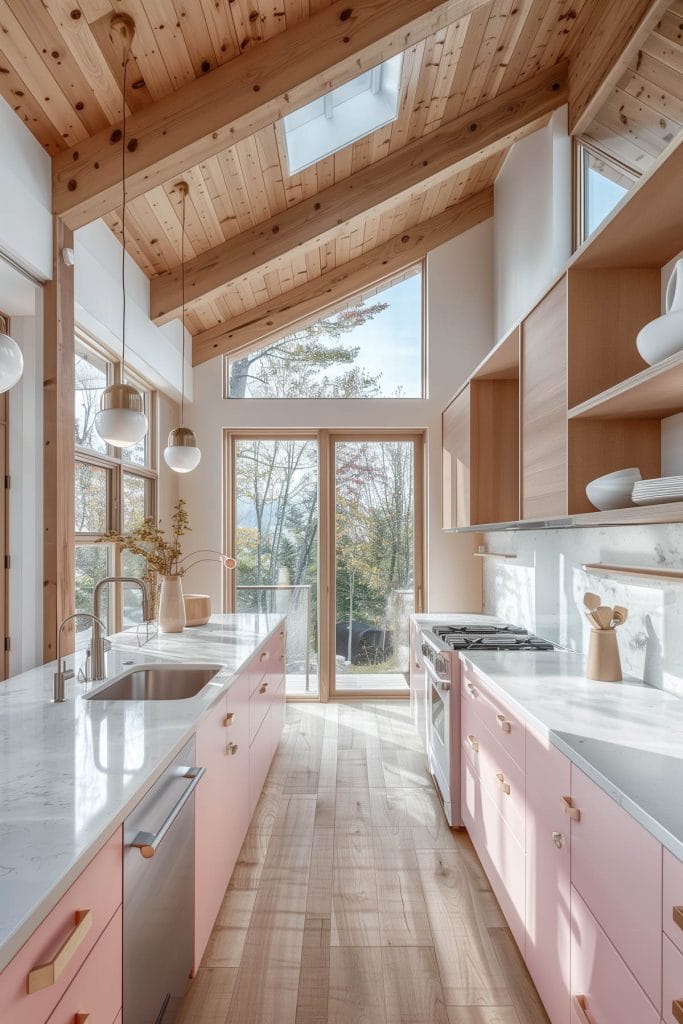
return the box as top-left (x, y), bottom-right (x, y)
top-left (525, 726), bottom-right (570, 1024)
top-left (570, 766), bottom-right (662, 1010)
top-left (570, 887), bottom-right (659, 1024)
top-left (663, 934), bottom-right (683, 1024)
top-left (224, 670), bottom-right (252, 882)
top-left (664, 848), bottom-right (683, 957)
top-left (0, 830), bottom-right (122, 1024)
top-left (250, 707), bottom-right (274, 818)
top-left (43, 907), bottom-right (122, 1024)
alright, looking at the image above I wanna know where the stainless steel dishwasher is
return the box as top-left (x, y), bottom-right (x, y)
top-left (123, 736), bottom-right (204, 1024)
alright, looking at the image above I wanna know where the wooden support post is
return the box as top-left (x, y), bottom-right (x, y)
top-left (43, 217), bottom-right (75, 662)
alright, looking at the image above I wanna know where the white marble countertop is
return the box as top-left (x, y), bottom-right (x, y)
top-left (0, 613), bottom-right (283, 972)
top-left (462, 649), bottom-right (683, 861)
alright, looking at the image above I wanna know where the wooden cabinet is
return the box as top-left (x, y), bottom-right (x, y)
top-left (442, 376), bottom-right (520, 528)
top-left (0, 830), bottom-right (122, 1024)
top-left (525, 727), bottom-right (571, 1024)
top-left (521, 277), bottom-right (568, 520)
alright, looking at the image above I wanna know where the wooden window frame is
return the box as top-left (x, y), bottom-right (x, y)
top-left (74, 332), bottom-right (158, 634)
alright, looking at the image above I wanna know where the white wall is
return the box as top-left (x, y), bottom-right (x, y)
top-left (180, 218), bottom-right (496, 614)
top-left (0, 97), bottom-right (51, 282)
top-left (493, 107), bottom-right (572, 341)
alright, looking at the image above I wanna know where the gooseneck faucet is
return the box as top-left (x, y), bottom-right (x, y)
top-left (92, 577), bottom-right (150, 681)
top-left (54, 612), bottom-right (107, 702)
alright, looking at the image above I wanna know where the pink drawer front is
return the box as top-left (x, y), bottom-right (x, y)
top-left (663, 934), bottom-right (683, 1024)
top-left (249, 672), bottom-right (272, 743)
top-left (570, 887), bottom-right (659, 1024)
top-left (570, 766), bottom-right (662, 1009)
top-left (0, 830), bottom-right (123, 1024)
top-left (461, 692), bottom-right (525, 847)
top-left (249, 706), bottom-right (275, 818)
top-left (664, 849), bottom-right (683, 957)
top-left (462, 665), bottom-right (525, 770)
top-left (44, 906), bottom-right (122, 1024)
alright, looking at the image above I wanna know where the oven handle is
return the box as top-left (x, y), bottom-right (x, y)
top-left (422, 653), bottom-right (451, 690)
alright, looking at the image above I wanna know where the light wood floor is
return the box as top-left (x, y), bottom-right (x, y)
top-left (169, 702), bottom-right (549, 1024)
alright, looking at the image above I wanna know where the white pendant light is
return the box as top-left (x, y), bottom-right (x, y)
top-left (95, 14), bottom-right (147, 450)
top-left (164, 181), bottom-right (201, 474)
top-left (0, 315), bottom-right (23, 394)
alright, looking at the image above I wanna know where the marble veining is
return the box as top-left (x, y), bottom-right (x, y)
top-left (0, 613), bottom-right (283, 973)
top-left (463, 649), bottom-right (683, 860)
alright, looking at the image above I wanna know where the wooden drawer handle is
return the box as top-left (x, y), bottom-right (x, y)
top-left (260, 650), bottom-right (269, 662)
top-left (223, 712), bottom-right (234, 726)
top-left (496, 772), bottom-right (510, 795)
top-left (228, 742), bottom-right (239, 755)
top-left (561, 795), bottom-right (581, 821)
top-left (279, 629), bottom-right (285, 638)
top-left (674, 905), bottom-right (683, 931)
top-left (673, 999), bottom-right (683, 1024)
top-left (259, 683), bottom-right (268, 694)
top-left (465, 683), bottom-right (478, 699)
top-left (76, 1015), bottom-right (91, 1024)
top-left (28, 910), bottom-right (92, 994)
top-left (467, 734), bottom-right (479, 752)
top-left (496, 714), bottom-right (511, 733)
top-left (572, 995), bottom-right (593, 1023)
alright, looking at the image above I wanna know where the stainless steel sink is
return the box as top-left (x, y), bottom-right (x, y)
top-left (86, 663), bottom-right (222, 701)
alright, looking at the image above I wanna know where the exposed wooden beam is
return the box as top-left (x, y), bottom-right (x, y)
top-left (567, 0), bottom-right (670, 136)
top-left (52, 0), bottom-right (491, 229)
top-left (43, 218), bottom-right (75, 662)
top-left (153, 62), bottom-right (567, 323)
top-left (193, 187), bottom-right (494, 365)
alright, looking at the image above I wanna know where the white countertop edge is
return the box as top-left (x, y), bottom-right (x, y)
top-left (0, 614), bottom-right (285, 972)
top-left (460, 653), bottom-right (683, 862)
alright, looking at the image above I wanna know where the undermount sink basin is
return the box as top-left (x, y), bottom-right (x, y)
top-left (85, 663), bottom-right (222, 701)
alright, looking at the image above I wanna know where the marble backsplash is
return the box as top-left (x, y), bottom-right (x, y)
top-left (482, 524), bottom-right (683, 697)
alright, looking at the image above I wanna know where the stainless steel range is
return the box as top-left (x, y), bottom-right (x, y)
top-left (416, 621), bottom-right (556, 826)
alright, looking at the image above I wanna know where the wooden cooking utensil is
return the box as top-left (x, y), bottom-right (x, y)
top-left (585, 610), bottom-right (603, 631)
top-left (583, 592), bottom-right (601, 612)
top-left (593, 606), bottom-right (615, 630)
top-left (611, 606), bottom-right (628, 627)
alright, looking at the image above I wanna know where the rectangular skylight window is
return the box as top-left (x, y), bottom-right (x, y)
top-left (283, 54), bottom-right (403, 174)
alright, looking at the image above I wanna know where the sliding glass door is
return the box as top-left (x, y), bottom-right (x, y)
top-left (228, 431), bottom-right (423, 700)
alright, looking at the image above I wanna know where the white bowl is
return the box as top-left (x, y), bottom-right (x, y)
top-left (586, 468), bottom-right (642, 511)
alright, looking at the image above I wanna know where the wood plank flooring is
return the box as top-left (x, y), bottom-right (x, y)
top-left (169, 702), bottom-right (549, 1024)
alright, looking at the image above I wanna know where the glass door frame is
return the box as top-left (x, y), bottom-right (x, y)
top-left (224, 428), bottom-right (425, 702)
top-left (326, 430), bottom-right (425, 701)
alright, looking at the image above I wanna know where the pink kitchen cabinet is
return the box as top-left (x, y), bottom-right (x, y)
top-left (570, 765), bottom-right (662, 1010)
top-left (570, 886), bottom-right (659, 1024)
top-left (664, 848), bottom-right (683, 957)
top-left (525, 726), bottom-right (571, 1024)
top-left (662, 933), bottom-right (683, 1024)
top-left (43, 906), bottom-right (122, 1024)
top-left (0, 829), bottom-right (122, 1024)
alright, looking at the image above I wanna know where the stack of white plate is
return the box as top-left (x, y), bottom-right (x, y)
top-left (632, 476), bottom-right (683, 505)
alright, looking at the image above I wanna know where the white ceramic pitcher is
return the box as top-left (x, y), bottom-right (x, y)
top-left (637, 257), bottom-right (683, 365)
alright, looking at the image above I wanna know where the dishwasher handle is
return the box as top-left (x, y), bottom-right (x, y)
top-left (130, 766), bottom-right (206, 859)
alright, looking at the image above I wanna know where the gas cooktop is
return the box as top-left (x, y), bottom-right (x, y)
top-left (428, 623), bottom-right (555, 652)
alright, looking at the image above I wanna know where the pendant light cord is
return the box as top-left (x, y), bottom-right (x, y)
top-left (180, 187), bottom-right (186, 426)
top-left (121, 51), bottom-right (129, 378)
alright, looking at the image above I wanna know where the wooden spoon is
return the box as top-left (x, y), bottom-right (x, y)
top-left (585, 610), bottom-right (603, 630)
top-left (593, 606), bottom-right (615, 630)
top-left (612, 606), bottom-right (628, 627)
top-left (583, 592), bottom-right (601, 612)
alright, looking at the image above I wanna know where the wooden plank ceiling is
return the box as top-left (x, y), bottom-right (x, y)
top-left (0, 0), bottom-right (616, 349)
top-left (579, 2), bottom-right (683, 176)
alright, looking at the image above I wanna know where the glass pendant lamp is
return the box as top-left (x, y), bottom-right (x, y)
top-left (95, 14), bottom-right (148, 450)
top-left (0, 315), bottom-right (23, 394)
top-left (164, 182), bottom-right (201, 474)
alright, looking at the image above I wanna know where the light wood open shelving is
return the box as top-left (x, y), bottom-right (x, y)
top-left (442, 133), bottom-right (683, 534)
top-left (582, 563), bottom-right (683, 583)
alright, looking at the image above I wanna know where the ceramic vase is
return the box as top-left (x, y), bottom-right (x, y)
top-left (158, 575), bottom-right (186, 633)
top-left (636, 258), bottom-right (683, 365)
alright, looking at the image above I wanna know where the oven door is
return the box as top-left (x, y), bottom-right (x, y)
top-left (425, 659), bottom-right (453, 824)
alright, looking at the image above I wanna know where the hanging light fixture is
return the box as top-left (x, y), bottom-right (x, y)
top-left (95, 14), bottom-right (148, 449)
top-left (0, 315), bottom-right (23, 394)
top-left (164, 181), bottom-right (201, 474)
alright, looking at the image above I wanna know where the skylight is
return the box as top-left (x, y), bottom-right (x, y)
top-left (283, 54), bottom-right (403, 174)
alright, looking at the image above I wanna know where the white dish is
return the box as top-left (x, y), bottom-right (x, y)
top-left (586, 468), bottom-right (642, 511)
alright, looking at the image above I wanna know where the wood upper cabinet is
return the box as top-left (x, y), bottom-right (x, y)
top-left (443, 375), bottom-right (520, 529)
top-left (521, 277), bottom-right (568, 520)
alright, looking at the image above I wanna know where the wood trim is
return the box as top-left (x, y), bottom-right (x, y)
top-left (151, 64), bottom-right (567, 322)
top-left (568, 0), bottom-right (671, 136)
top-left (44, 218), bottom-right (76, 661)
top-left (52, 0), bottom-right (491, 229)
top-left (318, 430), bottom-right (332, 704)
top-left (583, 563), bottom-right (683, 583)
top-left (193, 190), bottom-right (493, 365)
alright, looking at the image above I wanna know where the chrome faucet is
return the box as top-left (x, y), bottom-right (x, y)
top-left (92, 577), bottom-right (150, 681)
top-left (54, 612), bottom-right (107, 702)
